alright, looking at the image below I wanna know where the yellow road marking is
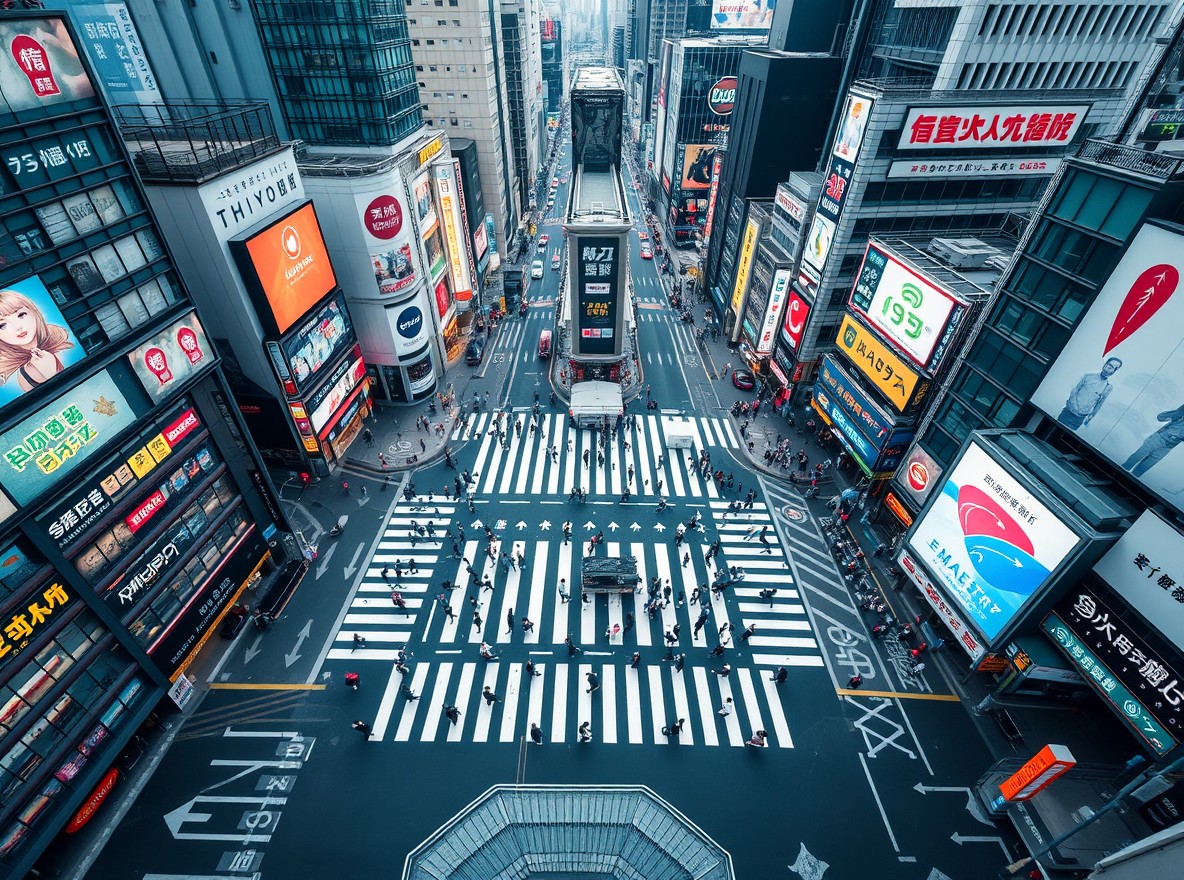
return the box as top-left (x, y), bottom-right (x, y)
top-left (209, 683), bottom-right (327, 691)
top-left (836, 688), bottom-right (960, 702)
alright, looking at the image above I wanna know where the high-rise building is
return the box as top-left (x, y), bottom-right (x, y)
top-left (0, 14), bottom-right (290, 875)
top-left (404, 1), bottom-right (521, 254)
top-left (502, 0), bottom-right (547, 218)
top-left (541, 17), bottom-right (566, 124)
top-left (252, 0), bottom-right (422, 147)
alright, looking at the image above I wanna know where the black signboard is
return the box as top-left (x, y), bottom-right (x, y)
top-left (575, 236), bottom-right (619, 356)
top-left (815, 156), bottom-right (854, 223)
top-left (1054, 587), bottom-right (1184, 738)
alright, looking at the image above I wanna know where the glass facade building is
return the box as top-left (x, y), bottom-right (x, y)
top-left (251, 0), bottom-right (422, 146)
top-left (0, 14), bottom-right (280, 875)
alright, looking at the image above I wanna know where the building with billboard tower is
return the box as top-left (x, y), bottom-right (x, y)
top-left (561, 67), bottom-right (634, 421)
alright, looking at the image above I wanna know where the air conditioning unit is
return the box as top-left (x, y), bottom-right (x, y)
top-left (984, 253), bottom-right (1012, 272)
top-left (927, 237), bottom-right (1002, 270)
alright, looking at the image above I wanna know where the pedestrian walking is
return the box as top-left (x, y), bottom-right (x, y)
top-left (558, 580), bottom-right (570, 603)
top-left (674, 653), bottom-right (686, 672)
top-left (717, 697), bottom-right (733, 717)
top-left (443, 705), bottom-right (461, 725)
top-left (443, 603), bottom-right (455, 622)
top-left (681, 551), bottom-right (690, 568)
top-left (522, 617), bottom-right (535, 634)
top-left (578, 721), bottom-right (592, 743)
top-left (400, 682), bottom-right (418, 701)
top-left (586, 671), bottom-right (600, 694)
top-left (408, 557), bottom-right (418, 573)
top-left (770, 666), bottom-right (788, 685)
top-left (565, 633), bottom-right (581, 656)
top-left (530, 723), bottom-right (544, 745)
top-left (690, 585), bottom-right (701, 605)
top-left (506, 608), bottom-right (515, 634)
top-left (623, 612), bottom-right (634, 634)
top-left (473, 610), bottom-right (483, 629)
top-left (740, 624), bottom-right (757, 643)
top-left (482, 685), bottom-right (501, 705)
top-left (630, 651), bottom-right (641, 668)
top-left (352, 720), bottom-right (372, 739)
top-left (525, 659), bottom-right (542, 678)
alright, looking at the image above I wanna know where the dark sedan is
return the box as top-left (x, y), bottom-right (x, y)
top-left (465, 337), bottom-right (486, 366)
top-left (731, 369), bottom-right (756, 391)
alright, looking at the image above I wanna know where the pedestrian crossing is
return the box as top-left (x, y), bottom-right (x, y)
top-left (367, 657), bottom-right (796, 748)
top-left (330, 500), bottom-right (823, 671)
top-left (450, 413), bottom-right (739, 498)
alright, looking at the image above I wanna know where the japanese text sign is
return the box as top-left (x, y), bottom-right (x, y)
top-left (835, 315), bottom-right (929, 413)
top-left (574, 235), bottom-right (622, 357)
top-left (898, 105), bottom-right (1089, 151)
top-left (1093, 510), bottom-right (1184, 654)
top-left (897, 549), bottom-right (984, 660)
top-left (0, 581), bottom-right (71, 675)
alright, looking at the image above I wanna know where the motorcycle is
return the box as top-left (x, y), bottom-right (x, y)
top-left (328, 515), bottom-right (349, 538)
top-left (519, 301), bottom-right (528, 316)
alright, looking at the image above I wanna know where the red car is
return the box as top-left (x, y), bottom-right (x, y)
top-left (731, 369), bottom-right (756, 391)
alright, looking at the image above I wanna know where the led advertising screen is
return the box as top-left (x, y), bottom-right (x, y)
top-left (0, 368), bottom-right (138, 505)
top-left (907, 441), bottom-right (1081, 643)
top-left (280, 292), bottom-right (354, 395)
top-left (709, 0), bottom-right (774, 31)
top-left (1030, 224), bottom-right (1184, 514)
top-left (238, 202), bottom-right (337, 335)
top-left (433, 161), bottom-right (473, 301)
top-left (894, 443), bottom-right (945, 508)
top-left (358, 181), bottom-right (418, 297)
top-left (781, 290), bottom-right (810, 352)
top-left (836, 314), bottom-right (930, 413)
top-left (849, 241), bottom-right (966, 369)
top-left (680, 144), bottom-right (717, 191)
top-left (812, 355), bottom-right (915, 476)
top-left (0, 17), bottom-right (96, 115)
top-left (574, 236), bottom-right (622, 357)
top-left (897, 104), bottom-right (1089, 151)
top-left (0, 274), bottom-right (88, 410)
top-left (126, 312), bottom-right (211, 402)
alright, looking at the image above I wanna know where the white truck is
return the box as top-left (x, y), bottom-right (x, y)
top-left (568, 380), bottom-right (623, 430)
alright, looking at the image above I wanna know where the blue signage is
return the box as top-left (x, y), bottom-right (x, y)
top-left (814, 355), bottom-right (916, 475)
top-left (812, 389), bottom-right (878, 464)
top-left (396, 306), bottom-right (424, 339)
top-left (818, 355), bottom-right (896, 444)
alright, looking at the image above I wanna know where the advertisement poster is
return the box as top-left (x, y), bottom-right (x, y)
top-left (389, 294), bottom-right (430, 356)
top-left (680, 144), bottom-right (717, 191)
top-left (412, 171), bottom-right (437, 234)
top-left (1092, 510), bottom-right (1184, 654)
top-left (849, 241), bottom-right (965, 369)
top-left (0, 17), bottom-right (96, 115)
top-left (434, 279), bottom-right (451, 320)
top-left (70, 4), bottom-right (162, 105)
top-left (756, 269), bottom-right (789, 355)
top-left (781, 290), bottom-right (810, 352)
top-left (358, 187), bottom-right (417, 297)
top-left (575, 236), bottom-right (620, 357)
top-left (0, 369), bottom-right (137, 505)
top-left (240, 202), bottom-right (337, 335)
top-left (730, 217), bottom-right (759, 314)
top-left (833, 93), bottom-right (871, 163)
top-left (433, 162), bottom-right (473, 301)
top-left (126, 313), bottom-right (210, 402)
top-left (709, 0), bottom-right (774, 31)
top-left (0, 275), bottom-right (87, 410)
top-left (898, 105), bottom-right (1089, 151)
top-left (1030, 224), bottom-right (1184, 514)
top-left (425, 228), bottom-right (446, 282)
top-left (907, 442), bottom-right (1080, 642)
top-left (894, 443), bottom-right (944, 507)
top-left (280, 293), bottom-right (353, 393)
top-left (836, 314), bottom-right (929, 413)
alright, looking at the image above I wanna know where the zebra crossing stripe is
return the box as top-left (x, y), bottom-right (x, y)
top-left (499, 662), bottom-right (524, 742)
top-left (448, 663), bottom-right (477, 742)
top-left (692, 667), bottom-right (719, 747)
top-left (601, 665), bottom-right (618, 744)
top-left (625, 666), bottom-right (643, 743)
top-left (420, 662), bottom-right (453, 742)
top-left (550, 664), bottom-right (568, 743)
top-left (646, 666), bottom-right (666, 744)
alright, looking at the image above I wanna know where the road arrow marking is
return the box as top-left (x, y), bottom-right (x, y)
top-left (608, 522), bottom-right (619, 531)
top-left (243, 635), bottom-right (264, 664)
top-left (654, 523), bottom-right (666, 532)
top-left (540, 520), bottom-right (552, 530)
top-left (788, 842), bottom-right (829, 880)
top-left (913, 783), bottom-right (994, 826)
top-left (630, 522), bottom-right (641, 531)
top-left (470, 518), bottom-right (484, 529)
top-left (516, 520), bottom-right (527, 529)
top-left (284, 620), bottom-right (312, 668)
top-left (950, 832), bottom-right (1009, 858)
top-left (583, 521), bottom-right (596, 530)
top-left (343, 542), bottom-right (365, 578)
top-left (314, 543), bottom-right (338, 579)
top-left (164, 795), bottom-right (288, 842)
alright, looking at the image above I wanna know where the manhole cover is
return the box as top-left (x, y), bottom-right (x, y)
top-left (781, 505), bottom-right (806, 523)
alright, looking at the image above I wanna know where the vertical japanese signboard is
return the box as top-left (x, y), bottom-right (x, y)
top-left (572, 234), bottom-right (624, 358)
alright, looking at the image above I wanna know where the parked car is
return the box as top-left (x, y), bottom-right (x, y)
top-left (531, 259), bottom-right (544, 278)
top-left (538, 234), bottom-right (550, 250)
top-left (732, 369), bottom-right (756, 391)
top-left (639, 244), bottom-right (653, 260)
top-left (551, 252), bottom-right (561, 269)
top-left (538, 329), bottom-right (552, 359)
top-left (465, 337), bottom-right (486, 366)
top-left (638, 230), bottom-right (649, 241)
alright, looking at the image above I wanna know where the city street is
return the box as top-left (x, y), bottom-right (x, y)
top-left (86, 141), bottom-right (1015, 880)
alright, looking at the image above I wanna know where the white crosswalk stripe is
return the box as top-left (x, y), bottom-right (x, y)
top-left (451, 413), bottom-right (739, 497)
top-left (378, 658), bottom-right (796, 747)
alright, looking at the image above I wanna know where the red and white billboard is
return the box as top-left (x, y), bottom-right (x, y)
top-left (756, 269), bottom-right (789, 356)
top-left (1031, 223), bottom-right (1184, 515)
top-left (898, 105), bottom-right (1089, 150)
top-left (780, 290), bottom-right (810, 352)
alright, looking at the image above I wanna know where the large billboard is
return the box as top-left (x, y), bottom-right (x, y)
top-left (0, 17), bottom-right (97, 115)
top-left (893, 443), bottom-right (944, 508)
top-left (801, 93), bottom-right (873, 280)
top-left (126, 313), bottom-right (211, 402)
top-left (709, 0), bottom-right (773, 31)
top-left (0, 369), bottom-right (138, 505)
top-left (70, 4), bottom-right (162, 105)
top-left (1092, 510), bottom-right (1184, 654)
top-left (680, 144), bottom-right (717, 191)
top-left (1045, 589), bottom-right (1179, 756)
top-left (0, 275), bottom-right (88, 411)
top-left (898, 105), bottom-right (1089, 151)
top-left (1030, 224), bottom-right (1184, 514)
top-left (280, 292), bottom-right (354, 394)
top-left (433, 161), bottom-right (473, 302)
top-left (813, 355), bottom-right (915, 475)
top-left (358, 183), bottom-right (418, 297)
top-left (898, 549), bottom-right (986, 661)
top-left (836, 314), bottom-right (930, 413)
top-left (236, 202), bottom-right (337, 335)
top-left (907, 441), bottom-right (1081, 643)
top-left (573, 235), bottom-right (624, 358)
top-left (781, 290), bottom-right (810, 353)
top-left (849, 242), bottom-right (967, 369)
top-left (730, 217), bottom-right (759, 315)
top-left (199, 148), bottom-right (304, 243)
